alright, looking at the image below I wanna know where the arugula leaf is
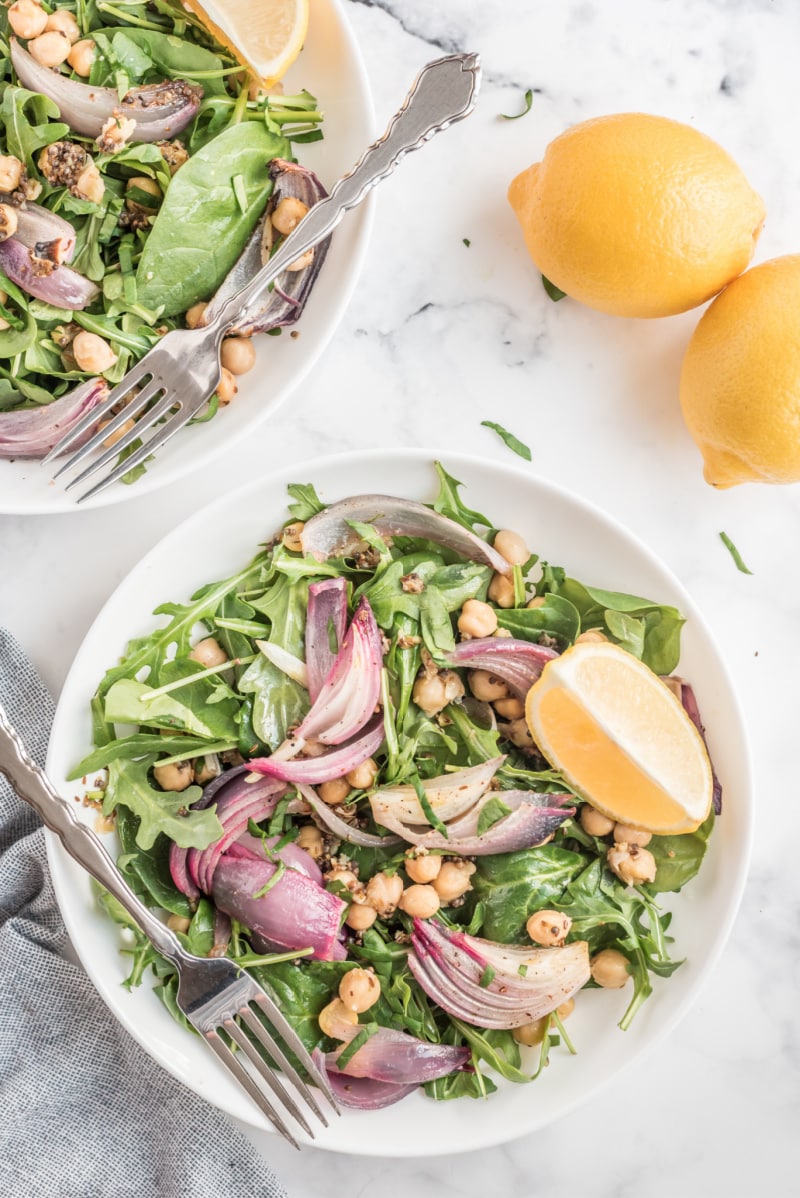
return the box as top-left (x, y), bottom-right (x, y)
top-left (432, 462), bottom-right (493, 536)
top-left (287, 481), bottom-right (325, 522)
top-left (480, 420), bottom-right (532, 461)
top-left (450, 1020), bottom-right (531, 1084)
top-left (541, 275), bottom-right (567, 302)
top-left (500, 88), bottom-right (534, 121)
top-left (719, 531), bottom-right (753, 575)
top-left (476, 795), bottom-right (512, 836)
top-left (137, 122), bottom-right (290, 315)
top-left (102, 757), bottom-right (222, 850)
top-left (116, 803), bottom-right (191, 916)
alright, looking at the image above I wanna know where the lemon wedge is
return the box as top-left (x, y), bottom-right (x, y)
top-left (184, 0), bottom-right (309, 85)
top-left (525, 641), bottom-right (713, 834)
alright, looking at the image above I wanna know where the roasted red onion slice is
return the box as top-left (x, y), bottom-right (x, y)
top-left (230, 830), bottom-right (323, 886)
top-left (10, 39), bottom-right (202, 140)
top-left (205, 159), bottom-right (332, 336)
top-left (294, 597), bottom-right (382, 746)
top-left (249, 713), bottom-right (385, 785)
top-left (14, 202), bottom-right (76, 264)
top-left (300, 495), bottom-right (512, 574)
top-left (312, 1050), bottom-right (418, 1110)
top-left (409, 919), bottom-right (590, 1029)
top-left (371, 759), bottom-right (504, 826)
top-left (212, 854), bottom-right (346, 961)
top-left (372, 789), bottom-right (574, 856)
top-left (332, 1024), bottom-right (470, 1084)
top-left (445, 637), bottom-right (558, 699)
top-left (674, 679), bottom-right (723, 814)
top-left (0, 236), bottom-right (98, 308)
top-left (295, 783), bottom-right (402, 849)
top-left (305, 578), bottom-right (348, 702)
top-left (0, 377), bottom-right (106, 459)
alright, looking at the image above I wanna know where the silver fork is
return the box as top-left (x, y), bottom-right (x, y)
top-left (0, 702), bottom-right (337, 1149)
top-left (44, 52), bottom-right (482, 502)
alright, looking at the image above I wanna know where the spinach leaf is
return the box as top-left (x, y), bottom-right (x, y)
top-left (107, 26), bottom-right (229, 94)
top-left (116, 803), bottom-right (191, 916)
top-left (251, 959), bottom-right (347, 1053)
top-left (0, 85), bottom-right (69, 169)
top-left (0, 309), bottom-right (37, 359)
top-left (476, 795), bottom-right (512, 836)
top-left (419, 586), bottom-right (455, 659)
top-left (136, 122), bottom-right (290, 315)
top-left (238, 655), bottom-right (308, 750)
top-left (103, 673), bottom-right (239, 741)
top-left (103, 757), bottom-right (222, 850)
top-left (473, 844), bottom-right (586, 941)
top-left (497, 593), bottom-right (580, 646)
top-left (646, 812), bottom-right (714, 893)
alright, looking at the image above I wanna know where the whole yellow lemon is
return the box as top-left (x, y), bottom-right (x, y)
top-left (680, 254), bottom-right (800, 487)
top-left (508, 113), bottom-right (765, 318)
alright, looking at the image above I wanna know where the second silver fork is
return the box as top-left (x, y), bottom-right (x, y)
top-left (45, 51), bottom-right (482, 502)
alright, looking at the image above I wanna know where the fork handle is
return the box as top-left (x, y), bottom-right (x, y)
top-left (0, 703), bottom-right (185, 966)
top-left (210, 52), bottom-right (481, 331)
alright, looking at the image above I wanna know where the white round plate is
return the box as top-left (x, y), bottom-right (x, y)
top-left (0, 0), bottom-right (374, 514)
top-left (46, 449), bottom-right (753, 1156)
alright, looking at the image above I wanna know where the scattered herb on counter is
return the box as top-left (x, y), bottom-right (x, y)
top-left (481, 420), bottom-right (532, 462)
top-left (501, 88), bottom-right (534, 121)
top-left (719, 531), bottom-right (753, 575)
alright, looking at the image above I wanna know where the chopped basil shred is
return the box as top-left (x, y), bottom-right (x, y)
top-left (480, 420), bottom-right (532, 462)
top-left (542, 275), bottom-right (567, 302)
top-left (501, 88), bottom-right (534, 120)
top-left (719, 531), bottom-right (753, 575)
top-left (85, 462), bottom-right (715, 1105)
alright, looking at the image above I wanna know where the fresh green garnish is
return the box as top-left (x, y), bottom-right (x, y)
top-left (480, 421), bottom-right (532, 462)
top-left (500, 88), bottom-right (534, 120)
top-left (719, 531), bottom-right (753, 575)
top-left (542, 275), bottom-right (567, 302)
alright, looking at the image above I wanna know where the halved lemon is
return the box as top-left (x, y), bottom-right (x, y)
top-left (525, 641), bottom-right (713, 834)
top-left (184, 0), bottom-right (309, 85)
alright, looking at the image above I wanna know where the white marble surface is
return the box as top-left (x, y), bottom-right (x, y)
top-left (2, 0), bottom-right (799, 1194)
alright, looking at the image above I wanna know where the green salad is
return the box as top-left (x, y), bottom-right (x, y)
top-left (0, 0), bottom-right (324, 471)
top-left (73, 464), bottom-right (718, 1107)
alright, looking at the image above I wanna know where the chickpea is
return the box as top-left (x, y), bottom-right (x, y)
top-left (493, 696), bottom-right (524, 720)
top-left (67, 37), bottom-right (96, 76)
top-left (185, 302), bottom-right (208, 329)
top-left (433, 859), bottom-right (476, 905)
top-left (493, 528), bottom-right (530, 566)
top-left (398, 883), bottom-right (440, 919)
top-left (488, 573), bottom-right (515, 608)
top-left (613, 823), bottom-right (652, 847)
top-left (194, 754), bottom-right (220, 786)
top-left (46, 8), bottom-right (80, 41)
top-left (468, 669), bottom-right (508, 702)
top-left (556, 998), bottom-right (575, 1020)
top-left (457, 598), bottom-right (497, 639)
top-left (286, 248), bottom-right (314, 272)
top-left (271, 195), bottom-right (309, 236)
top-left (28, 30), bottom-right (71, 68)
top-left (8, 0), bottom-right (48, 40)
top-left (0, 156), bottom-right (23, 193)
top-left (493, 627), bottom-right (512, 638)
top-left (126, 175), bottom-right (161, 207)
top-left (74, 160), bottom-right (104, 204)
top-left (318, 777), bottom-right (351, 806)
top-left (188, 636), bottom-right (228, 669)
top-left (526, 909), bottom-right (572, 947)
top-left (345, 901), bottom-right (377, 932)
top-left (318, 997), bottom-right (358, 1038)
top-left (590, 948), bottom-right (630, 989)
top-left (221, 335), bottom-right (256, 376)
top-left (365, 871), bottom-right (403, 916)
top-left (575, 629), bottom-right (607, 644)
top-left (499, 717), bottom-right (534, 751)
top-left (216, 366), bottom-right (238, 406)
top-left (527, 596), bottom-right (546, 609)
top-left (98, 417), bottom-right (135, 449)
top-left (404, 851), bottom-right (442, 885)
top-left (512, 1018), bottom-right (548, 1047)
top-left (412, 668), bottom-right (464, 717)
top-left (325, 868), bottom-right (359, 893)
top-left (154, 760), bottom-right (195, 792)
top-left (281, 520), bottom-right (304, 552)
top-left (0, 204), bottom-right (18, 242)
top-left (607, 843), bottom-right (657, 886)
top-left (72, 331), bottom-right (116, 374)
top-left (166, 914), bottom-right (191, 934)
top-left (580, 805), bottom-right (615, 838)
top-left (339, 967), bottom-right (380, 1013)
top-left (346, 757), bottom-right (379, 790)
top-left (296, 824), bottom-right (324, 860)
